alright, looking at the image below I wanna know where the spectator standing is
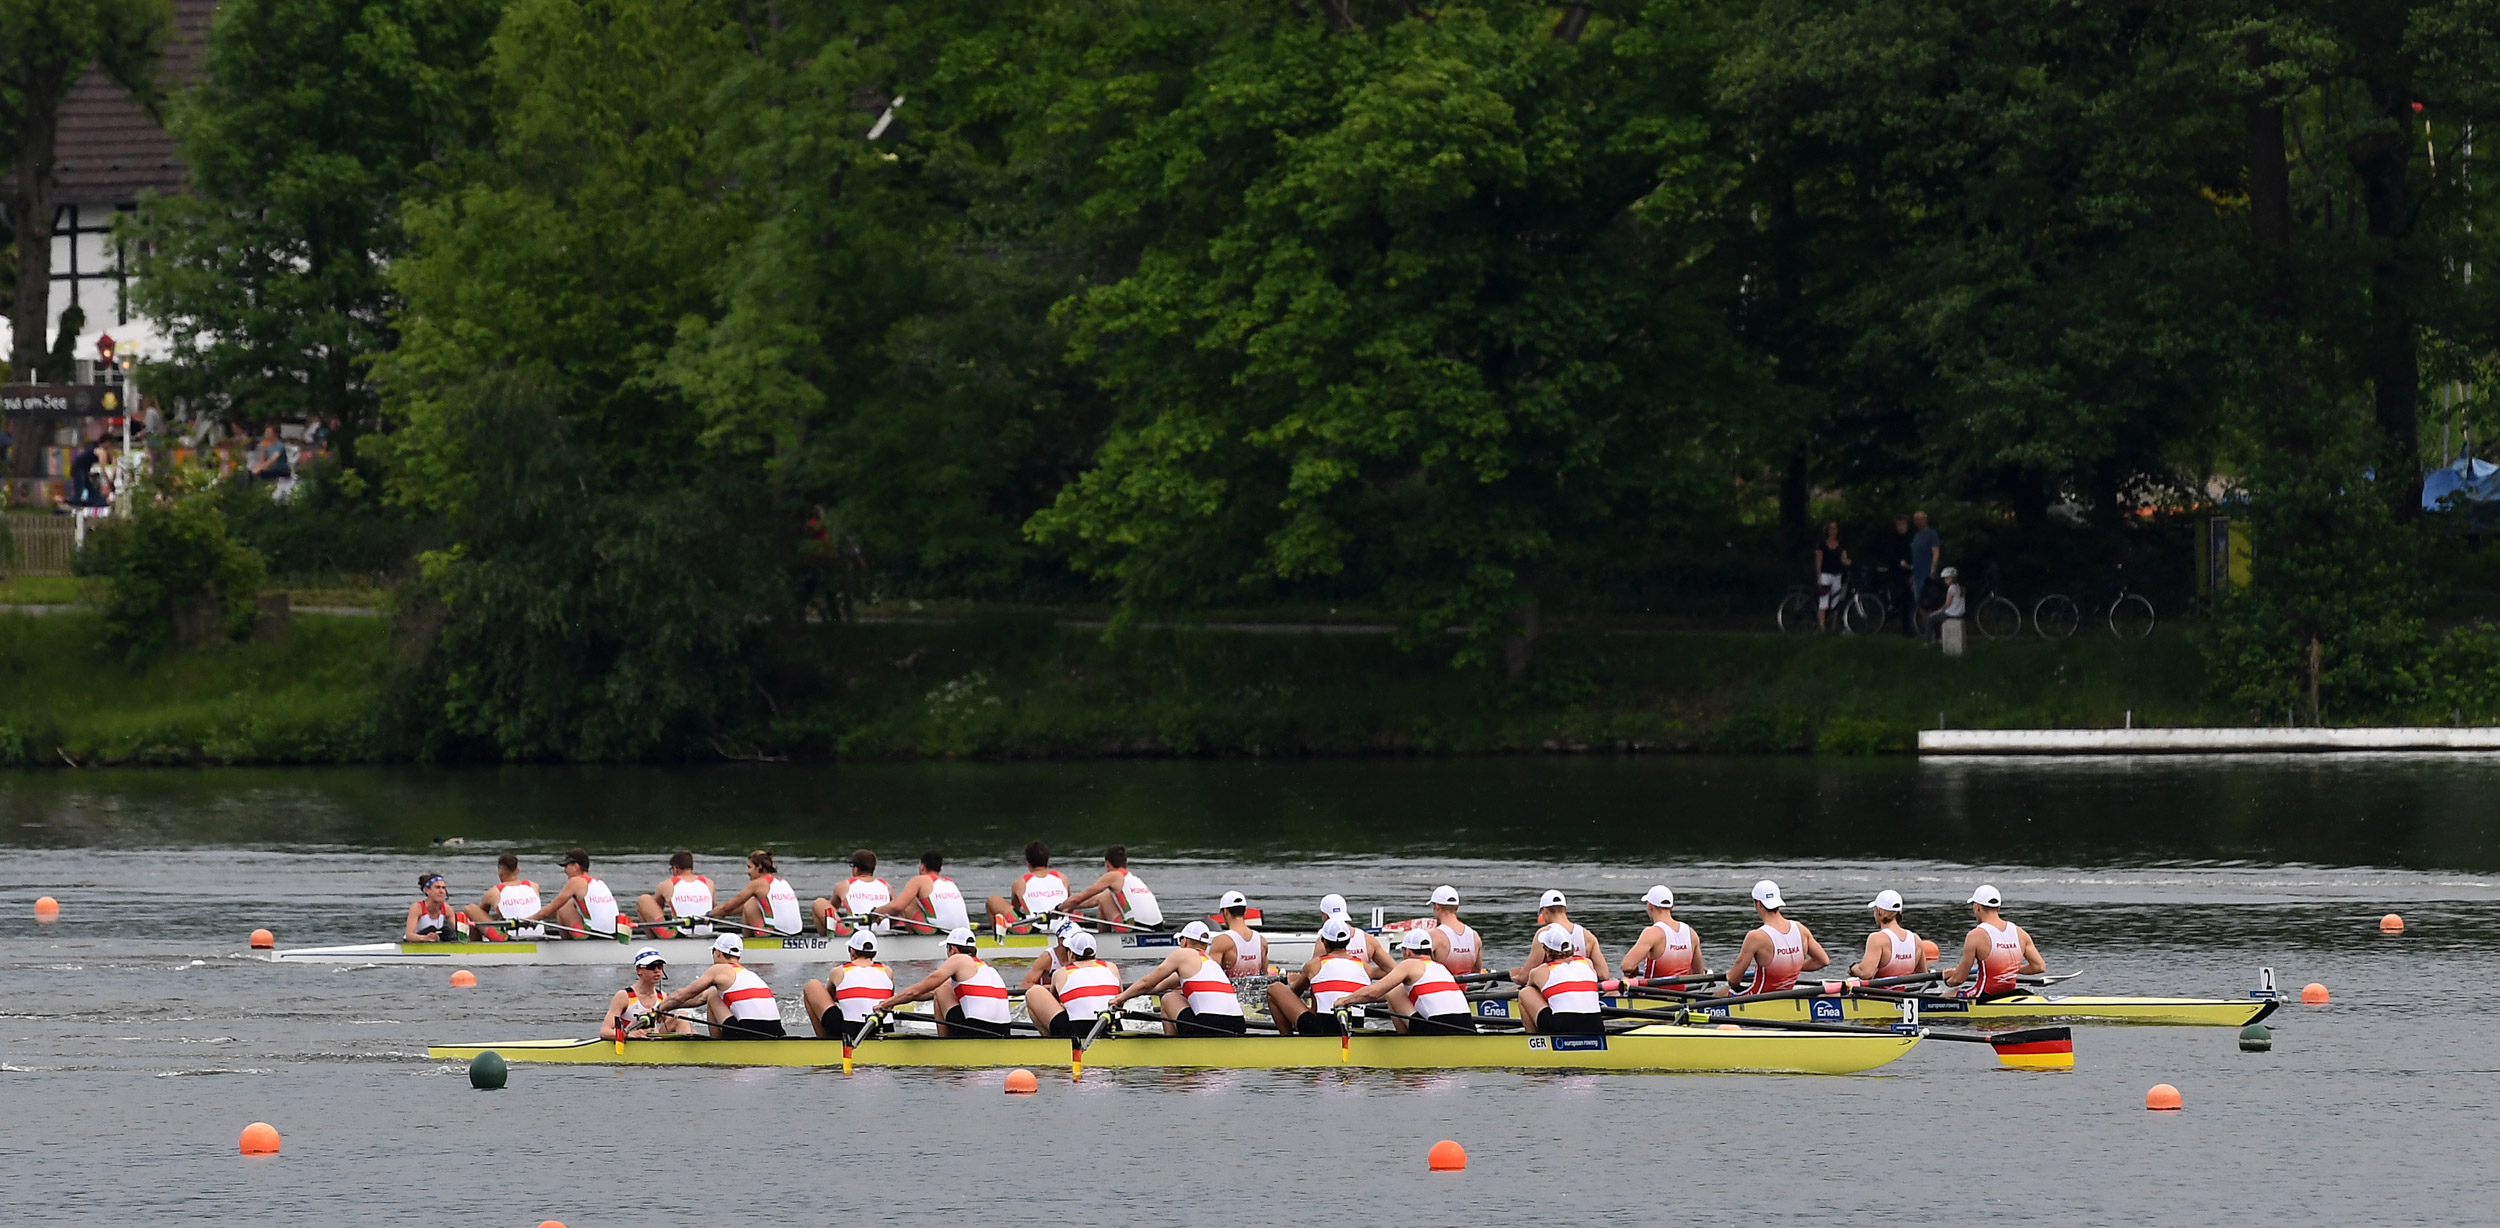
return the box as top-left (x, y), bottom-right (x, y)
top-left (1887, 514), bottom-right (1914, 636)
top-left (67, 438), bottom-right (103, 506)
top-left (1935, 567), bottom-right (1968, 655)
top-left (1814, 520), bottom-right (1850, 631)
top-left (249, 425), bottom-right (292, 483)
top-left (1907, 511), bottom-right (1942, 636)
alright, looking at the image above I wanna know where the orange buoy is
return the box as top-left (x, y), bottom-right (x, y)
top-left (1004, 1068), bottom-right (1038, 1094)
top-left (34, 896), bottom-right (59, 919)
top-left (1920, 939), bottom-right (1940, 962)
top-left (239, 1122), bottom-right (281, 1154)
top-left (1427, 1139), bottom-right (1467, 1171)
top-left (2301, 982), bottom-right (2329, 1004)
top-left (449, 969), bottom-right (478, 988)
top-left (538, 1222), bottom-right (567, 1228)
top-left (249, 928), bottom-right (275, 949)
top-left (2380, 913), bottom-right (2404, 934)
top-left (2145, 1084), bottom-right (2182, 1111)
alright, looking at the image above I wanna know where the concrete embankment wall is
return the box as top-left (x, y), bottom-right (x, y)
top-left (1919, 728), bottom-right (2500, 754)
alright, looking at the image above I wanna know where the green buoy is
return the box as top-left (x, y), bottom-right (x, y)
top-left (2238, 1023), bottom-right (2272, 1053)
top-left (469, 1050), bottom-right (508, 1089)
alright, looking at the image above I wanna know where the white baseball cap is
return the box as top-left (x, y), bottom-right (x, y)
top-left (1064, 930), bottom-right (1097, 956)
top-left (1642, 885), bottom-right (1675, 908)
top-left (1969, 884), bottom-right (2003, 908)
top-left (847, 930), bottom-right (878, 953)
top-left (1869, 889), bottom-right (1904, 912)
top-left (1430, 885), bottom-right (1460, 907)
top-left (944, 926), bottom-right (979, 948)
top-left (1537, 924), bottom-right (1576, 952)
top-left (632, 946), bottom-right (666, 969)
top-left (1052, 918), bottom-right (1081, 943)
top-left (1400, 929), bottom-right (1434, 953)
top-left (1538, 890), bottom-right (1568, 909)
top-left (1318, 917), bottom-right (1354, 944)
top-left (712, 933), bottom-right (744, 957)
top-left (1177, 920), bottom-right (1214, 944)
top-left (1752, 880), bottom-right (1785, 910)
top-left (1218, 890), bottom-right (1248, 910)
top-left (1319, 893), bottom-right (1348, 916)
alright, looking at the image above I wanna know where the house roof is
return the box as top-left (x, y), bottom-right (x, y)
top-left (12, 0), bottom-right (215, 205)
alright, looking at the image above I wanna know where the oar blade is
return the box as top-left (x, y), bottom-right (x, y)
top-left (1989, 1026), bottom-right (2075, 1071)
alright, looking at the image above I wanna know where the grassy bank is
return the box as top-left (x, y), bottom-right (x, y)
top-left (0, 609), bottom-right (2218, 764)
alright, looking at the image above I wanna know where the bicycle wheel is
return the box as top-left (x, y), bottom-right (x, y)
top-left (1777, 590), bottom-right (1817, 635)
top-left (1842, 592), bottom-right (1886, 636)
top-left (1976, 595), bottom-right (2021, 640)
top-left (2108, 593), bottom-right (2156, 638)
top-left (2033, 595), bottom-right (2080, 639)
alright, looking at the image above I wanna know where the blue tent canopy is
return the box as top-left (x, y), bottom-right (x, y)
top-left (2423, 457), bottom-right (2500, 510)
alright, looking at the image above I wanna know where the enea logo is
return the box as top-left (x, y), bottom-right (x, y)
top-left (1477, 999), bottom-right (1509, 1018)
top-left (1809, 999), bottom-right (1845, 1022)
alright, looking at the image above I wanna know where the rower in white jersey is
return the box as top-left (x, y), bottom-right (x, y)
top-left (1516, 925), bottom-right (1607, 1034)
top-left (1266, 918), bottom-right (1370, 1037)
top-left (1317, 894), bottom-right (1396, 976)
top-left (634, 850), bottom-right (714, 937)
top-left (871, 849), bottom-right (971, 934)
top-left (1722, 879), bottom-right (1829, 995)
top-left (460, 853), bottom-right (544, 937)
top-left (1425, 886), bottom-right (1482, 974)
top-left (984, 842), bottom-right (1071, 932)
top-left (1207, 891), bottom-right (1268, 977)
top-left (710, 850), bottom-right (804, 936)
top-left (811, 848), bottom-right (893, 935)
top-left (1513, 890), bottom-right (1609, 984)
top-left (603, 947), bottom-right (694, 1039)
top-left (801, 931), bottom-right (895, 1043)
top-left (1025, 929), bottom-right (1122, 1038)
top-left (1941, 884), bottom-right (2044, 999)
top-left (526, 849), bottom-right (623, 937)
top-left (1064, 845), bottom-right (1166, 929)
top-left (1619, 885), bottom-right (1706, 983)
top-left (404, 873), bottom-right (457, 942)
top-left (869, 926), bottom-right (1014, 1038)
top-left (1108, 920), bottom-right (1249, 1036)
top-left (654, 934), bottom-right (786, 1038)
top-left (1338, 928), bottom-right (1479, 1035)
top-left (1848, 889), bottom-right (1929, 980)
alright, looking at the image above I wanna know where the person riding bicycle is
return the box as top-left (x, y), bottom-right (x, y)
top-left (1815, 521), bottom-right (1851, 631)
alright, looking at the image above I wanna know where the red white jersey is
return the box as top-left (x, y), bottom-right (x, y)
top-left (956, 959), bottom-right (1012, 1024)
top-left (580, 876), bottom-right (620, 934)
top-left (1309, 955), bottom-right (1369, 1013)
top-left (1409, 960), bottom-right (1467, 1017)
top-left (721, 967), bottom-right (779, 1021)
top-left (1539, 956), bottom-right (1602, 1014)
top-left (1179, 954), bottom-right (1242, 1017)
top-left (1747, 920), bottom-right (1807, 994)
top-left (924, 875), bottom-right (970, 931)
top-left (1637, 919), bottom-right (1700, 980)
top-left (667, 874), bottom-right (714, 918)
top-left (832, 961), bottom-right (894, 1022)
top-left (1872, 927), bottom-right (1921, 978)
top-left (1115, 871), bottom-right (1163, 928)
top-left (1018, 870), bottom-right (1070, 919)
top-left (1055, 959), bottom-right (1120, 1021)
top-left (494, 880), bottom-right (541, 921)
top-left (412, 899), bottom-right (451, 935)
top-left (1217, 927), bottom-right (1265, 978)
top-left (1434, 921), bottom-right (1481, 974)
top-left (1969, 920), bottom-right (2023, 996)
top-left (761, 876), bottom-right (803, 935)
top-left (840, 876), bottom-right (892, 917)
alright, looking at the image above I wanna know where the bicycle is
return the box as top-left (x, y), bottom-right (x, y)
top-left (1970, 563), bottom-right (2024, 640)
top-left (2032, 563), bottom-right (2156, 639)
top-left (1777, 563), bottom-right (1888, 635)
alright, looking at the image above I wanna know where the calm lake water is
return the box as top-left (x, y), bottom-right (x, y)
top-left (4, 756), bottom-right (2497, 1224)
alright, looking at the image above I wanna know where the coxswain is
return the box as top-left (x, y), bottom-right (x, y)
top-left (1317, 894), bottom-right (1396, 975)
top-left (812, 848), bottom-right (892, 935)
top-left (1338, 929), bottom-right (1478, 1035)
top-left (1208, 891), bottom-right (1267, 977)
top-left (802, 931), bottom-right (894, 1042)
top-left (711, 850), bottom-right (804, 936)
top-left (634, 850), bottom-right (713, 936)
top-left (1425, 886), bottom-right (1481, 975)
top-left (1513, 890), bottom-right (1608, 982)
top-left (1848, 889), bottom-right (1928, 980)
top-left (460, 853), bottom-right (543, 937)
top-left (405, 873), bottom-right (457, 942)
top-left (602, 947), bottom-right (693, 1039)
top-left (984, 842), bottom-right (1071, 931)
top-left (869, 926), bottom-right (1013, 1038)
top-left (1941, 884), bottom-right (2044, 999)
top-left (1064, 845), bottom-right (1165, 929)
top-left (1107, 920), bottom-right (1248, 1036)
top-left (1619, 885), bottom-right (1705, 984)
top-left (1516, 925), bottom-right (1606, 1035)
top-left (1025, 929), bottom-right (1122, 1037)
top-left (1721, 880), bottom-right (1828, 994)
top-left (653, 934), bottom-right (786, 1038)
top-left (872, 849), bottom-right (971, 934)
top-left (527, 850), bottom-right (623, 937)
top-left (1265, 918), bottom-right (1369, 1037)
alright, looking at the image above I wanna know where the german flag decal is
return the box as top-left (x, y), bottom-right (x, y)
top-left (1989, 1027), bottom-right (2075, 1071)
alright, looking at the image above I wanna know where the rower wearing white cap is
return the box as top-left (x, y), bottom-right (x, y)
top-left (802, 931), bottom-right (896, 1042)
top-left (1338, 929), bottom-right (1479, 1035)
top-left (1425, 886), bottom-right (1481, 975)
top-left (1107, 921), bottom-right (1248, 1037)
top-left (1516, 925), bottom-right (1606, 1034)
top-left (1318, 893), bottom-right (1396, 976)
top-left (1722, 879), bottom-right (1828, 995)
top-left (1065, 845), bottom-right (1166, 929)
top-left (1025, 929), bottom-right (1122, 1037)
top-left (1514, 889), bottom-right (1607, 982)
top-left (1848, 889), bottom-right (1927, 980)
top-left (602, 947), bottom-right (694, 1039)
top-left (866, 927), bottom-right (1014, 1038)
top-left (1942, 884), bottom-right (2043, 999)
top-left (1266, 918), bottom-right (1368, 1037)
top-left (1208, 891), bottom-right (1267, 978)
top-left (1619, 886), bottom-right (1704, 983)
top-left (654, 933), bottom-right (787, 1038)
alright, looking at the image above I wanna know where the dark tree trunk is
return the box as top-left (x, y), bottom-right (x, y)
top-left (1779, 450), bottom-right (1809, 557)
top-left (1557, 2), bottom-right (1593, 43)
top-left (2351, 122), bottom-right (2420, 519)
top-left (7, 89), bottom-right (62, 381)
top-left (1501, 588), bottom-right (1542, 682)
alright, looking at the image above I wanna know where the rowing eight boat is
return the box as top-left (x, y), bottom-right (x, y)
top-left (429, 1024), bottom-right (1921, 1074)
top-left (1484, 992), bottom-right (2277, 1029)
top-left (265, 929), bottom-right (1319, 968)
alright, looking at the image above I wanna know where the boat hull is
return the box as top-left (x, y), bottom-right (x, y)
top-left (429, 1026), bottom-right (1918, 1074)
top-left (1483, 993), bottom-right (2276, 1029)
top-left (265, 930), bottom-right (1317, 968)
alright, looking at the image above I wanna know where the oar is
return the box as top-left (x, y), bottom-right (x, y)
top-left (1071, 1010), bottom-right (1117, 1081)
top-left (1042, 908), bottom-right (1152, 933)
top-left (1336, 1009), bottom-right (1353, 1063)
top-left (1639, 971), bottom-right (1941, 1011)
top-left (841, 1011), bottom-right (885, 1075)
top-left (1597, 1003), bottom-right (2074, 1069)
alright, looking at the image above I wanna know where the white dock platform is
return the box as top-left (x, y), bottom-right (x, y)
top-left (1918, 727), bottom-right (2500, 755)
